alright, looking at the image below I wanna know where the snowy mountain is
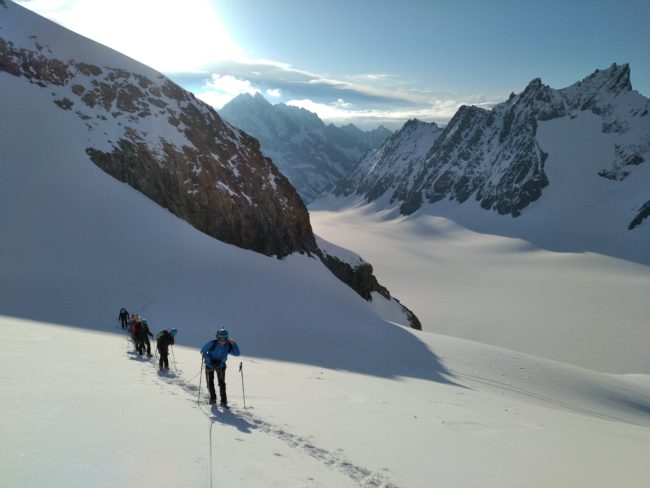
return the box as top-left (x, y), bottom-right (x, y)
top-left (333, 119), bottom-right (445, 202)
top-left (0, 0), bottom-right (419, 328)
top-left (220, 93), bottom-right (392, 202)
top-left (312, 65), bottom-right (650, 372)
top-left (325, 64), bottom-right (650, 261)
top-left (2, 3), bottom-right (650, 487)
top-left (0, 5), bottom-right (310, 258)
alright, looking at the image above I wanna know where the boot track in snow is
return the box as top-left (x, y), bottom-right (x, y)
top-left (122, 337), bottom-right (400, 488)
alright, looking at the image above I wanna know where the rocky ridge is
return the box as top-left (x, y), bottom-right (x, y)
top-left (331, 64), bottom-right (650, 228)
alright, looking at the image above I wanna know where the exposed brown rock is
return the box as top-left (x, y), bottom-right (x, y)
top-left (317, 252), bottom-right (422, 330)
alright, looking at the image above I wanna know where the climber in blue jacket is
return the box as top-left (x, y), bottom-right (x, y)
top-left (201, 327), bottom-right (240, 407)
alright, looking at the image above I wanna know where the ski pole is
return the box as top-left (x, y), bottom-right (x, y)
top-left (151, 346), bottom-right (159, 370)
top-left (239, 361), bottom-right (246, 409)
top-left (198, 360), bottom-right (204, 405)
top-left (170, 345), bottom-right (177, 371)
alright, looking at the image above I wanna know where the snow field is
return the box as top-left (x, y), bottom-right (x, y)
top-left (3, 315), bottom-right (650, 488)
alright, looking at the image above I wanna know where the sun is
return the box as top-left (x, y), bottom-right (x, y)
top-left (18, 0), bottom-right (243, 73)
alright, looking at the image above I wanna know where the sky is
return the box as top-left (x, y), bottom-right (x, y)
top-left (15, 0), bottom-right (650, 129)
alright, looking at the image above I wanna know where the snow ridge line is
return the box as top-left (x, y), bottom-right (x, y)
top-left (120, 337), bottom-right (401, 488)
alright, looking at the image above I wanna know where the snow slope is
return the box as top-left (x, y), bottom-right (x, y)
top-left (3, 315), bottom-right (650, 488)
top-left (1, 72), bottom-right (649, 487)
top-left (311, 205), bottom-right (650, 374)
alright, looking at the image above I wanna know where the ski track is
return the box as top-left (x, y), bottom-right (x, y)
top-left (120, 332), bottom-right (400, 488)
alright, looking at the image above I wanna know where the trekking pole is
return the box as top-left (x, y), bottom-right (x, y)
top-left (198, 360), bottom-right (204, 405)
top-left (170, 345), bottom-right (178, 371)
top-left (239, 361), bottom-right (247, 409)
top-left (151, 346), bottom-right (159, 370)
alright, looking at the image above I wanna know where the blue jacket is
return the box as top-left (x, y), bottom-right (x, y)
top-left (201, 339), bottom-right (240, 369)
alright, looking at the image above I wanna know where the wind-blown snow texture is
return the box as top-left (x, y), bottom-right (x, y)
top-left (220, 93), bottom-right (392, 203)
top-left (327, 64), bottom-right (650, 247)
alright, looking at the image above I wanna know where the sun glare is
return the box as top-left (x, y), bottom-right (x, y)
top-left (19, 0), bottom-right (243, 73)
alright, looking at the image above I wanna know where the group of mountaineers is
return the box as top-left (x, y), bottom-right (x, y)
top-left (118, 307), bottom-right (241, 409)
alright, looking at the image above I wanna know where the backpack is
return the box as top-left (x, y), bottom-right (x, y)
top-left (156, 330), bottom-right (170, 347)
top-left (131, 321), bottom-right (142, 336)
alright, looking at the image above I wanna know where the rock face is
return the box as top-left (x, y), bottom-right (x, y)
top-left (629, 201), bottom-right (650, 230)
top-left (315, 238), bottom-right (422, 330)
top-left (0, 1), bottom-right (421, 329)
top-left (220, 93), bottom-right (392, 202)
top-left (330, 64), bottom-right (650, 226)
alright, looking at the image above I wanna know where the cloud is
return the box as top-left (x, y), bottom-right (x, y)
top-left (190, 58), bottom-right (503, 128)
top-left (205, 74), bottom-right (259, 96)
top-left (285, 96), bottom-right (499, 130)
top-left (196, 74), bottom-right (260, 108)
top-left (347, 73), bottom-right (396, 82)
top-left (182, 59), bottom-right (421, 108)
top-left (333, 99), bottom-right (354, 109)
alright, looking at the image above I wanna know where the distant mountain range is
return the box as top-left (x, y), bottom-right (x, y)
top-left (319, 64), bottom-right (650, 261)
top-left (220, 93), bottom-right (392, 202)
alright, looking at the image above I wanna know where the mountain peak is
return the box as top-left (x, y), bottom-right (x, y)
top-left (527, 77), bottom-right (543, 88)
top-left (575, 63), bottom-right (632, 95)
top-left (604, 62), bottom-right (632, 92)
top-left (230, 91), bottom-right (272, 107)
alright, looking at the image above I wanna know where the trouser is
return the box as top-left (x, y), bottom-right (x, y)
top-left (135, 337), bottom-right (151, 355)
top-left (159, 350), bottom-right (169, 369)
top-left (135, 338), bottom-right (144, 355)
top-left (120, 317), bottom-right (128, 329)
top-left (205, 366), bottom-right (227, 404)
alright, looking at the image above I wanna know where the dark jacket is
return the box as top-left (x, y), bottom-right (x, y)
top-left (134, 322), bottom-right (153, 340)
top-left (156, 330), bottom-right (175, 353)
